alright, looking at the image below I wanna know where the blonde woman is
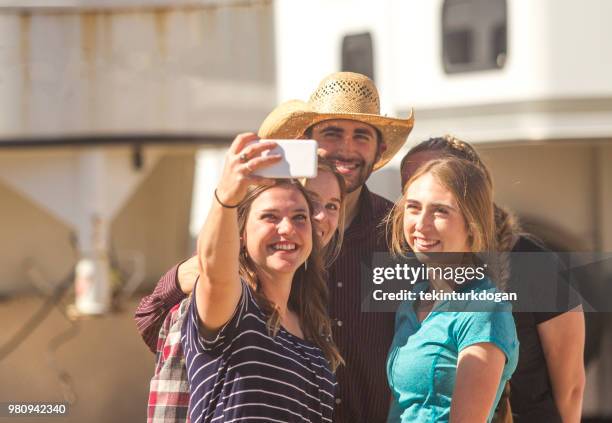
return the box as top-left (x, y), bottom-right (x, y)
top-left (386, 157), bottom-right (519, 422)
top-left (400, 136), bottom-right (585, 423)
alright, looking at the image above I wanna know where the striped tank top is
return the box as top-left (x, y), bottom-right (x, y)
top-left (182, 280), bottom-right (336, 423)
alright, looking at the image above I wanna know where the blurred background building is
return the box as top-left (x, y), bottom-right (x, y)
top-left (0, 0), bottom-right (611, 421)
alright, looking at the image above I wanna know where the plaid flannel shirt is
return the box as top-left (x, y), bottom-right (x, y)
top-left (147, 297), bottom-right (191, 423)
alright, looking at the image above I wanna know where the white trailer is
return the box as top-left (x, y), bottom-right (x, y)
top-left (275, 0), bottom-right (612, 417)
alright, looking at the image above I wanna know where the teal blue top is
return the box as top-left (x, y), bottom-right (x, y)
top-left (386, 279), bottom-right (519, 422)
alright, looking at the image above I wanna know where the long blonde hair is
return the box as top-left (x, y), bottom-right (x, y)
top-left (301, 160), bottom-right (347, 267)
top-left (401, 135), bottom-right (520, 252)
top-left (237, 180), bottom-right (343, 371)
top-left (400, 137), bottom-right (516, 422)
top-left (389, 157), bottom-right (496, 257)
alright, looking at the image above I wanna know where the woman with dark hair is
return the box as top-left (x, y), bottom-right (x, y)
top-left (147, 159), bottom-right (347, 423)
top-left (399, 136), bottom-right (585, 423)
top-left (182, 133), bottom-right (343, 423)
top-left (386, 156), bottom-right (519, 422)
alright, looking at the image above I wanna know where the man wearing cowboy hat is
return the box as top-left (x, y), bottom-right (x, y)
top-left (257, 72), bottom-right (413, 226)
top-left (136, 72), bottom-right (414, 422)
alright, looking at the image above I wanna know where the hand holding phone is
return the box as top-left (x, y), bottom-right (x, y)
top-left (251, 139), bottom-right (318, 178)
top-left (216, 133), bottom-right (281, 207)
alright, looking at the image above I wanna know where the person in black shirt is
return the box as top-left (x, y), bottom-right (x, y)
top-left (399, 135), bottom-right (585, 423)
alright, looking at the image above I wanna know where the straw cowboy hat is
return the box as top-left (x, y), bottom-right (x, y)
top-left (258, 72), bottom-right (414, 171)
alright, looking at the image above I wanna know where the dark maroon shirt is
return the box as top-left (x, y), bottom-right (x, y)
top-left (135, 261), bottom-right (187, 353)
top-left (134, 185), bottom-right (395, 422)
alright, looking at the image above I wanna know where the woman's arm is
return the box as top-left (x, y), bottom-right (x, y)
top-left (537, 306), bottom-right (585, 423)
top-left (195, 133), bottom-right (279, 332)
top-left (450, 343), bottom-right (506, 423)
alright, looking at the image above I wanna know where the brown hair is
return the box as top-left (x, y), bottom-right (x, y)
top-left (400, 135), bottom-right (520, 254)
top-left (401, 135), bottom-right (492, 187)
top-left (389, 157), bottom-right (496, 257)
top-left (301, 160), bottom-right (347, 267)
top-left (237, 180), bottom-right (343, 371)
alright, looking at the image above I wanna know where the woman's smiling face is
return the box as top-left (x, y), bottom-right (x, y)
top-left (305, 170), bottom-right (342, 248)
top-left (403, 172), bottom-right (471, 253)
top-left (244, 185), bottom-right (313, 275)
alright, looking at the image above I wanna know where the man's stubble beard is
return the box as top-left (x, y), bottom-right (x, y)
top-left (345, 160), bottom-right (376, 193)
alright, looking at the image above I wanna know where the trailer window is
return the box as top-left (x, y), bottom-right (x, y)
top-left (341, 32), bottom-right (375, 81)
top-left (442, 0), bottom-right (507, 73)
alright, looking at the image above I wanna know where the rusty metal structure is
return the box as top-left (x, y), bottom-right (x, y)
top-left (0, 0), bottom-right (276, 307)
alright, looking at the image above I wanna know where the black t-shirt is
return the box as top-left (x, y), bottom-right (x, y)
top-left (508, 236), bottom-right (580, 422)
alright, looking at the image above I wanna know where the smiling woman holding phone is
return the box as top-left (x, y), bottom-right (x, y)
top-left (181, 133), bottom-right (342, 423)
top-left (146, 157), bottom-right (346, 423)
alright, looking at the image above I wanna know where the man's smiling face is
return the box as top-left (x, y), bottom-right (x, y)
top-left (310, 119), bottom-right (384, 193)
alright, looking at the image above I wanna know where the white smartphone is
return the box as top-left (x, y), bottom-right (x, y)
top-left (252, 139), bottom-right (318, 178)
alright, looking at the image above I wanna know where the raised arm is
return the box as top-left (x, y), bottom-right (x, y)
top-left (195, 133), bottom-right (279, 332)
top-left (450, 343), bottom-right (506, 423)
top-left (538, 306), bottom-right (585, 423)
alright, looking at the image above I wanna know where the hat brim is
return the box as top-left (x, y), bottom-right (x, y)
top-left (258, 100), bottom-right (414, 171)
